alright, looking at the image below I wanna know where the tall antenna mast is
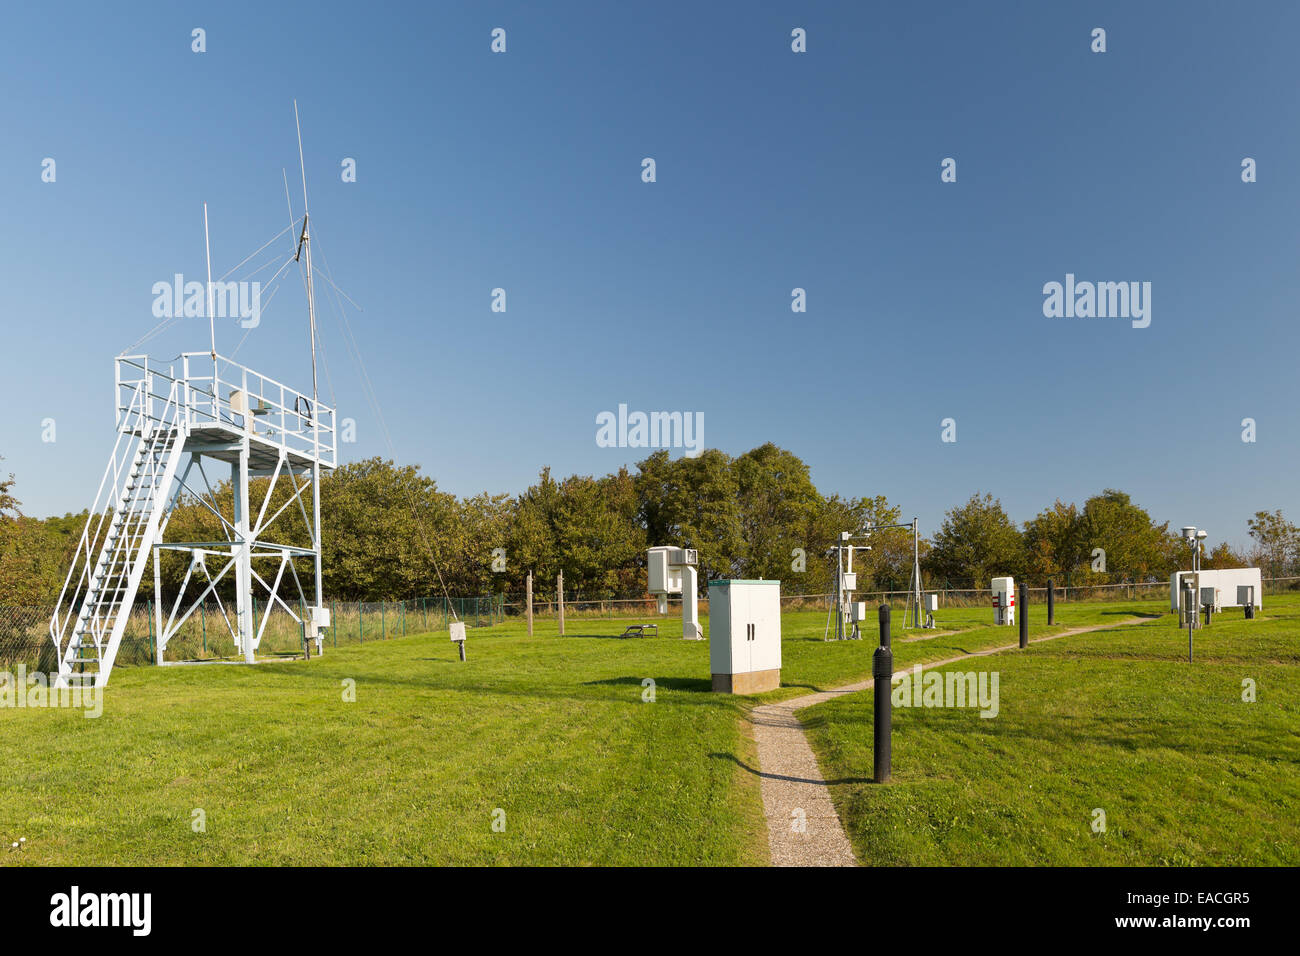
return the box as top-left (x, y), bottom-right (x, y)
top-left (204, 202), bottom-right (215, 360)
top-left (294, 99), bottom-right (319, 409)
top-left (294, 99), bottom-right (326, 630)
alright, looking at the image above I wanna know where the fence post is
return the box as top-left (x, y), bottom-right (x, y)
top-left (558, 571), bottom-right (565, 636)
top-left (527, 571), bottom-right (534, 637)
top-left (1047, 579), bottom-right (1055, 625)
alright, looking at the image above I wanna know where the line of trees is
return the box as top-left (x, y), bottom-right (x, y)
top-left (0, 447), bottom-right (1284, 606)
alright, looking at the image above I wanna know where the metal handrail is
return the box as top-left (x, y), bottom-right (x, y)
top-left (115, 352), bottom-right (336, 467)
top-left (49, 379), bottom-right (148, 648)
top-left (49, 375), bottom-right (184, 658)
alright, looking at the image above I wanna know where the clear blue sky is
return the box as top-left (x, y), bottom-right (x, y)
top-left (2, 1), bottom-right (1295, 553)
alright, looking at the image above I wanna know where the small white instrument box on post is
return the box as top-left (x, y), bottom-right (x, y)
top-left (991, 576), bottom-right (1015, 626)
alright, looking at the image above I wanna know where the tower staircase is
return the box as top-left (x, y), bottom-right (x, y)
top-left (49, 375), bottom-right (187, 689)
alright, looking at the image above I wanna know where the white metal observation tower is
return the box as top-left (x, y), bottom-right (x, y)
top-left (49, 103), bottom-right (335, 689)
top-left (48, 352), bottom-right (336, 688)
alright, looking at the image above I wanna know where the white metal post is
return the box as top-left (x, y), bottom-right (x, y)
top-left (235, 369), bottom-right (255, 663)
top-left (681, 564), bottom-right (702, 640)
top-left (153, 545), bottom-right (164, 665)
top-left (1192, 537), bottom-right (1201, 632)
top-left (912, 518), bottom-right (922, 629)
top-left (835, 537), bottom-right (845, 642)
top-left (233, 447), bottom-right (254, 662)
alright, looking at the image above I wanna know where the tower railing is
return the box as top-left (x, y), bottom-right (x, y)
top-left (115, 352), bottom-right (336, 467)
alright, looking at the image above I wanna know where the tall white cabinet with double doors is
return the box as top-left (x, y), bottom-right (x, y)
top-left (707, 579), bottom-right (782, 694)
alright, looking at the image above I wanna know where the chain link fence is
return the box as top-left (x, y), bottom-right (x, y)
top-left (6, 576), bottom-right (1296, 673)
top-left (781, 576), bottom-right (1300, 610)
top-left (0, 595), bottom-right (507, 672)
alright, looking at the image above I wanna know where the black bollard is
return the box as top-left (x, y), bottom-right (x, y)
top-left (1018, 584), bottom-right (1028, 649)
top-left (1047, 578), bottom-right (1055, 625)
top-left (873, 604), bottom-right (893, 784)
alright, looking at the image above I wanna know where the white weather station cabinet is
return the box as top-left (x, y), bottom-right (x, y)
top-left (707, 579), bottom-right (782, 694)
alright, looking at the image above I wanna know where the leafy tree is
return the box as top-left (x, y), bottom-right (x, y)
top-left (1078, 490), bottom-right (1170, 583)
top-left (319, 457), bottom-right (459, 600)
top-left (10, 444), bottom-right (1290, 610)
top-left (507, 466), bottom-right (644, 599)
top-left (1247, 510), bottom-right (1295, 579)
top-left (0, 459), bottom-right (18, 518)
top-left (0, 516), bottom-right (66, 604)
top-left (1202, 541), bottom-right (1248, 570)
top-left (635, 449), bottom-right (743, 590)
top-left (797, 494), bottom-right (905, 594)
top-left (926, 493), bottom-right (1023, 587)
top-left (549, 471), bottom-right (643, 598)
top-left (733, 443), bottom-right (822, 583)
top-left (1023, 500), bottom-right (1086, 586)
top-left (0, 468), bottom-right (68, 604)
top-left (508, 467), bottom-right (562, 595)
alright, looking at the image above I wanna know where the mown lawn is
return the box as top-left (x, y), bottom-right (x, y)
top-left (1, 615), bottom-right (771, 866)
top-left (4, 593), bottom-right (1293, 865)
top-left (801, 595), bottom-right (1300, 865)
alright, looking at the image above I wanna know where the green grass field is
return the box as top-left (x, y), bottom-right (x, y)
top-left (0, 617), bottom-right (767, 866)
top-left (802, 596), bottom-right (1300, 866)
top-left (1, 594), bottom-right (1295, 865)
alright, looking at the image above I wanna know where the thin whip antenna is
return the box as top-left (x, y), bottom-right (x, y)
top-left (294, 99), bottom-right (318, 409)
top-left (282, 168), bottom-right (298, 252)
top-left (294, 100), bottom-right (310, 219)
top-left (204, 202), bottom-right (215, 360)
